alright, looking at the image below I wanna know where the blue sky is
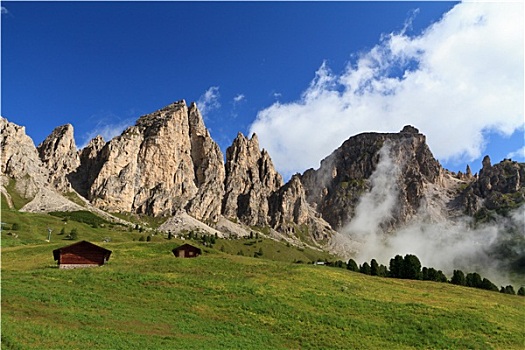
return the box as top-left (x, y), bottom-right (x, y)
top-left (2, 1), bottom-right (523, 179)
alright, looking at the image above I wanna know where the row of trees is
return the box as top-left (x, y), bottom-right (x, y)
top-left (342, 254), bottom-right (524, 296)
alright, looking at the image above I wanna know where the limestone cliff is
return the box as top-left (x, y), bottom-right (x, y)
top-left (222, 133), bottom-right (283, 226)
top-left (69, 135), bottom-right (106, 198)
top-left (37, 124), bottom-right (80, 191)
top-left (269, 174), bottom-right (335, 243)
top-left (301, 125), bottom-right (444, 231)
top-left (87, 100), bottom-right (225, 222)
top-left (0, 117), bottom-right (50, 199)
top-left (461, 156), bottom-right (525, 217)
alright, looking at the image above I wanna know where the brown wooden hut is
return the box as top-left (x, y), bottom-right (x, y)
top-left (53, 240), bottom-right (112, 269)
top-left (172, 243), bottom-right (202, 258)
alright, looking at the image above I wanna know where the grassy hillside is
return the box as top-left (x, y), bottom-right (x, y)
top-left (2, 241), bottom-right (524, 349)
top-left (2, 192), bottom-right (524, 349)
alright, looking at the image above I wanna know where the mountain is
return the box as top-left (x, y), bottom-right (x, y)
top-left (1, 101), bottom-right (523, 263)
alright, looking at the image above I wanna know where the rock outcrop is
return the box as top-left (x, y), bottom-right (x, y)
top-left (69, 135), bottom-right (106, 198)
top-left (301, 125), bottom-right (443, 231)
top-left (222, 133), bottom-right (283, 226)
top-left (462, 156), bottom-right (525, 216)
top-left (269, 174), bottom-right (335, 242)
top-left (87, 101), bottom-right (225, 222)
top-left (1, 117), bottom-right (50, 199)
top-left (37, 124), bottom-right (80, 191)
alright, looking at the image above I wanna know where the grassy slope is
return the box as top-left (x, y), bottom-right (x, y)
top-left (2, 192), bottom-right (524, 349)
top-left (2, 241), bottom-right (524, 350)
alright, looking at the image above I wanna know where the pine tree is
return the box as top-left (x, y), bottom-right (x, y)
top-left (451, 270), bottom-right (466, 286)
top-left (466, 273), bottom-right (482, 288)
top-left (480, 278), bottom-right (498, 292)
top-left (360, 262), bottom-right (371, 275)
top-left (389, 255), bottom-right (404, 278)
top-left (402, 254), bottom-right (422, 280)
top-left (370, 259), bottom-right (379, 276)
top-left (378, 264), bottom-right (388, 277)
top-left (347, 259), bottom-right (359, 272)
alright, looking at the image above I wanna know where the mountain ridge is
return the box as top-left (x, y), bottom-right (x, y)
top-left (1, 100), bottom-right (524, 268)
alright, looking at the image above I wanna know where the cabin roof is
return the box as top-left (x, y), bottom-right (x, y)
top-left (53, 240), bottom-right (112, 261)
top-left (172, 243), bottom-right (202, 253)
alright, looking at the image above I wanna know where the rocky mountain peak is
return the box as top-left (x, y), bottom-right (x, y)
top-left (223, 132), bottom-right (283, 226)
top-left (482, 155), bottom-right (492, 169)
top-left (301, 127), bottom-right (443, 230)
top-left (85, 100), bottom-right (225, 221)
top-left (37, 124), bottom-right (80, 191)
top-left (400, 125), bottom-right (420, 134)
top-left (1, 117), bottom-right (50, 198)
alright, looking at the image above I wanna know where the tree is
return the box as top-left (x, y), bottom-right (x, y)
top-left (69, 228), bottom-right (78, 240)
top-left (402, 254), bottom-right (422, 280)
top-left (59, 227), bottom-right (66, 236)
top-left (423, 267), bottom-right (446, 282)
top-left (480, 278), bottom-right (499, 292)
top-left (378, 264), bottom-right (388, 277)
top-left (370, 259), bottom-right (379, 276)
top-left (466, 273), bottom-right (482, 288)
top-left (11, 223), bottom-right (20, 231)
top-left (360, 262), bottom-right (371, 275)
top-left (422, 267), bottom-right (429, 281)
top-left (146, 235), bottom-right (151, 242)
top-left (168, 231), bottom-right (173, 240)
top-left (436, 270), bottom-right (448, 283)
top-left (500, 285), bottom-right (515, 295)
top-left (347, 259), bottom-right (359, 272)
top-left (517, 287), bottom-right (525, 296)
top-left (389, 255), bottom-right (404, 278)
top-left (451, 270), bottom-right (466, 286)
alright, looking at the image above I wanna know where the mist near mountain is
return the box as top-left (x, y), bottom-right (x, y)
top-left (343, 144), bottom-right (525, 287)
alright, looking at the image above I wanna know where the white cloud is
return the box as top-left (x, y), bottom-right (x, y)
top-left (1, 6), bottom-right (8, 15)
top-left (233, 94), bottom-right (245, 103)
top-left (197, 86), bottom-right (221, 117)
top-left (506, 146), bottom-right (525, 160)
top-left (249, 2), bottom-right (524, 178)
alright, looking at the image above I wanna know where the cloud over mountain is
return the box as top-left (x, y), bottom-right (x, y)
top-left (250, 2), bottom-right (524, 178)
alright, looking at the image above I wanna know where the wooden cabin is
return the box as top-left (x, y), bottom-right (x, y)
top-left (53, 240), bottom-right (112, 269)
top-left (172, 243), bottom-right (202, 258)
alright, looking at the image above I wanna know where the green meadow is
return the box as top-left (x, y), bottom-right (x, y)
top-left (2, 240), bottom-right (524, 349)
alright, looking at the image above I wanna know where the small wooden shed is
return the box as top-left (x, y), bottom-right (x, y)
top-left (172, 243), bottom-right (202, 258)
top-left (53, 240), bottom-right (112, 269)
